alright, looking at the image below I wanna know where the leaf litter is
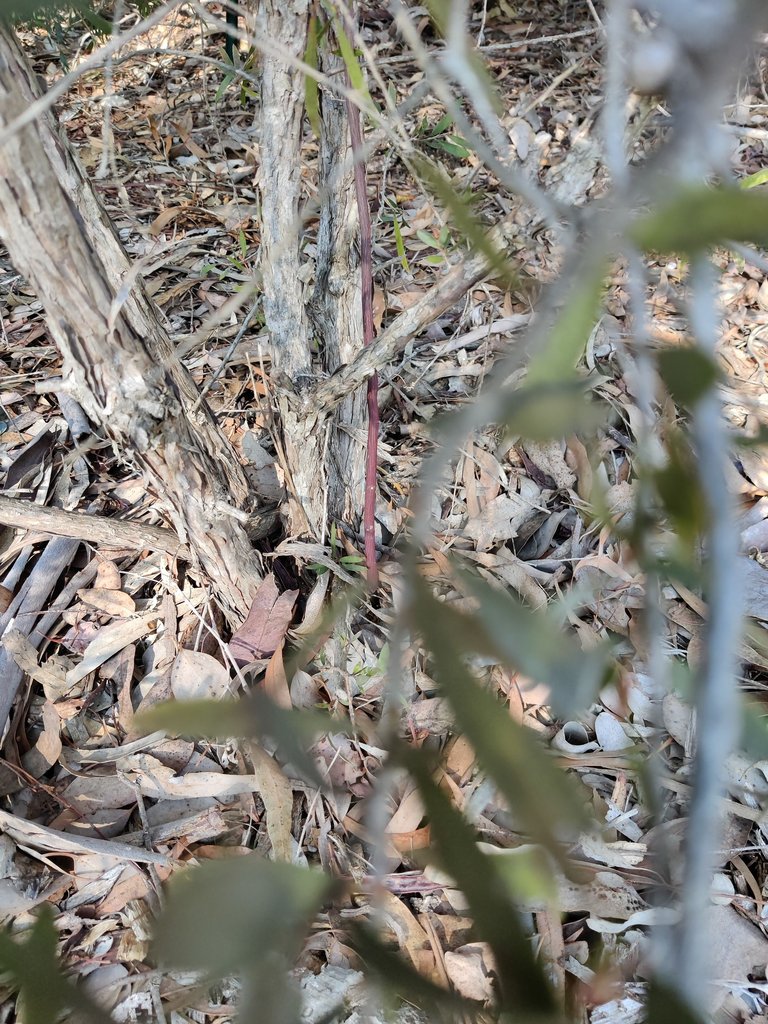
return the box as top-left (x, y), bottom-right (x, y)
top-left (0, 1), bottom-right (766, 1022)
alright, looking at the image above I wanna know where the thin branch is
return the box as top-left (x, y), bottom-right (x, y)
top-left (670, 257), bottom-right (743, 1012)
top-left (0, 496), bottom-right (187, 557)
top-left (309, 232), bottom-right (505, 414)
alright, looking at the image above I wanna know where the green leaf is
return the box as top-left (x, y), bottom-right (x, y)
top-left (304, 15), bottom-right (321, 138)
top-left (409, 578), bottom-right (591, 863)
top-left (154, 857), bottom-right (331, 973)
top-left (396, 743), bottom-right (556, 1012)
top-left (741, 168), bottom-right (768, 190)
top-left (653, 431), bottom-right (707, 543)
top-left (526, 267), bottom-right (605, 386)
top-left (0, 906), bottom-right (113, 1024)
top-left (135, 691), bottom-right (332, 785)
top-left (416, 228), bottom-right (442, 250)
top-left (332, 18), bottom-right (370, 106)
top-left (392, 214), bottom-right (410, 272)
top-left (657, 347), bottom-right (720, 407)
top-left (413, 155), bottom-right (514, 284)
top-left (631, 185), bottom-right (768, 253)
top-left (153, 856), bottom-right (332, 981)
top-left (499, 379), bottom-right (606, 441)
top-left (455, 568), bottom-right (615, 717)
top-left (429, 136), bottom-right (472, 160)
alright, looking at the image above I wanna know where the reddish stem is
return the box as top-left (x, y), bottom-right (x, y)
top-left (346, 96), bottom-right (379, 589)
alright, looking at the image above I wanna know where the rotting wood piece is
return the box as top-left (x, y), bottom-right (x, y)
top-left (0, 26), bottom-right (262, 622)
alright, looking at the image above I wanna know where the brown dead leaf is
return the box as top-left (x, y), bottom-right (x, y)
top-left (94, 560), bottom-right (121, 590)
top-left (464, 494), bottom-right (533, 549)
top-left (229, 574), bottom-right (298, 667)
top-left (76, 588), bottom-right (136, 618)
top-left (377, 888), bottom-right (436, 980)
top-left (250, 743), bottom-right (294, 862)
top-left (264, 642), bottom-right (291, 709)
top-left (21, 699), bottom-right (62, 778)
top-left (444, 943), bottom-right (496, 1002)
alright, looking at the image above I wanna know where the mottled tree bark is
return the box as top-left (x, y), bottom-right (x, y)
top-left (258, 0), bottom-right (326, 537)
top-left (0, 26), bottom-right (262, 623)
top-left (308, 51), bottom-right (367, 528)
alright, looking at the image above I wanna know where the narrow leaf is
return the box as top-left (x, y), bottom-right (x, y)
top-left (396, 743), bottom-right (556, 1012)
top-left (631, 185), bottom-right (768, 253)
top-left (304, 15), bottom-right (321, 138)
top-left (392, 214), bottom-right (410, 272)
top-left (526, 266), bottom-right (605, 386)
top-left (409, 578), bottom-right (590, 862)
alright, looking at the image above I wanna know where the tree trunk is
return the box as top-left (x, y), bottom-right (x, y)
top-left (258, 0), bottom-right (327, 537)
top-left (0, 26), bottom-right (262, 623)
top-left (308, 50), bottom-right (367, 529)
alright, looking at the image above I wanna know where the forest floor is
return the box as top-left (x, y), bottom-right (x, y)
top-left (0, 2), bottom-right (768, 1022)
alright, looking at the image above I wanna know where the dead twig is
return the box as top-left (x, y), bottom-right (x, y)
top-left (0, 495), bottom-right (187, 557)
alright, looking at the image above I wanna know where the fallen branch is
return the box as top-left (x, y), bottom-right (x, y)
top-left (0, 496), bottom-right (187, 558)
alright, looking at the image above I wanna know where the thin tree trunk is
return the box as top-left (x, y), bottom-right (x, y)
top-left (308, 50), bottom-right (367, 528)
top-left (0, 26), bottom-right (261, 623)
top-left (258, 0), bottom-right (326, 537)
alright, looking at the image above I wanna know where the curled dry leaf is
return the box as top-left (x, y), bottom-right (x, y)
top-left (3, 628), bottom-right (71, 700)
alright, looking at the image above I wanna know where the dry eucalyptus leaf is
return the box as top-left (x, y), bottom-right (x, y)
top-left (21, 700), bottom-right (62, 778)
top-left (76, 587), bottom-right (136, 618)
top-left (66, 613), bottom-right (157, 687)
top-left (465, 494), bottom-right (533, 549)
top-left (3, 628), bottom-right (70, 698)
top-left (444, 943), bottom-right (495, 1002)
top-left (170, 648), bottom-right (232, 701)
top-left (229, 573), bottom-right (298, 666)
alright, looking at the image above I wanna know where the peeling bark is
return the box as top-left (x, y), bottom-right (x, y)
top-left (0, 26), bottom-right (261, 623)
